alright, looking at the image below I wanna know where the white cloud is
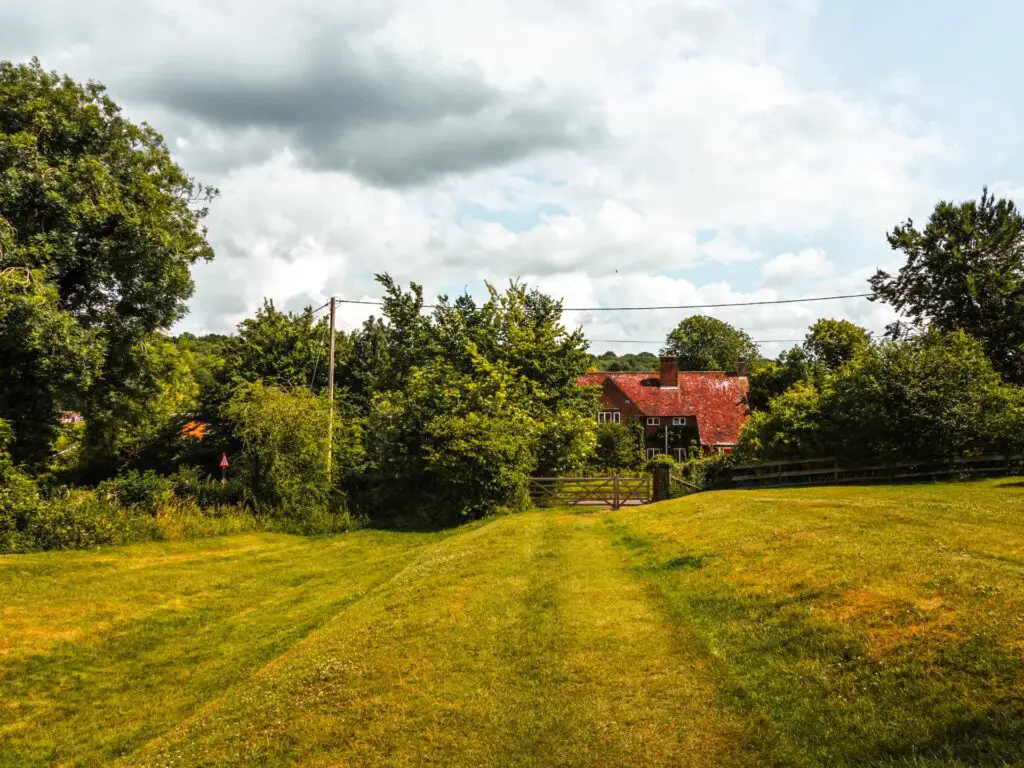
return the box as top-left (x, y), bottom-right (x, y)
top-left (760, 248), bottom-right (834, 286)
top-left (2, 0), bottom-right (962, 346)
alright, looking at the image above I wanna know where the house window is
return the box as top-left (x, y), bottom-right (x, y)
top-left (646, 448), bottom-right (661, 459)
top-left (673, 448), bottom-right (686, 462)
top-left (672, 417), bottom-right (686, 426)
top-left (646, 417), bottom-right (660, 426)
top-left (597, 411), bottom-right (621, 424)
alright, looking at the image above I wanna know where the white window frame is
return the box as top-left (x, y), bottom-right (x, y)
top-left (646, 417), bottom-right (660, 426)
top-left (673, 447), bottom-right (687, 462)
top-left (596, 410), bottom-right (621, 424)
top-left (672, 417), bottom-right (686, 426)
top-left (646, 448), bottom-right (661, 459)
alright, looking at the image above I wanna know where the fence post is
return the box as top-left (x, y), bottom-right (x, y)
top-left (613, 474), bottom-right (620, 510)
top-left (651, 465), bottom-right (670, 502)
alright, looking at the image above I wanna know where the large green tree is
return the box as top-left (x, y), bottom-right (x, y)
top-left (745, 346), bottom-right (821, 412)
top-left (823, 330), bottom-right (1018, 460)
top-left (221, 300), bottom-right (345, 392)
top-left (871, 187), bottom-right (1024, 383)
top-left (363, 351), bottom-right (540, 523)
top-left (739, 330), bottom-right (1022, 462)
top-left (0, 269), bottom-right (101, 465)
top-left (804, 318), bottom-right (871, 370)
top-left (662, 315), bottom-right (758, 371)
top-left (354, 275), bottom-right (596, 522)
top-left (0, 59), bottom-right (217, 462)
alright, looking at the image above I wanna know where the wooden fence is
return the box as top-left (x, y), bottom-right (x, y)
top-left (715, 453), bottom-right (1024, 490)
top-left (529, 475), bottom-right (652, 509)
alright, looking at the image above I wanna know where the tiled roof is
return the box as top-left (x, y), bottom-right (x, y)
top-left (579, 370), bottom-right (749, 445)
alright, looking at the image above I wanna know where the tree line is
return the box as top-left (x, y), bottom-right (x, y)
top-left (2, 59), bottom-right (1024, 550)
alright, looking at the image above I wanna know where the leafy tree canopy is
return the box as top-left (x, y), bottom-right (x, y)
top-left (0, 59), bottom-right (217, 465)
top-left (871, 187), bottom-right (1024, 383)
top-left (374, 274), bottom-right (592, 413)
top-left (590, 351), bottom-right (659, 372)
top-left (739, 329), bottom-right (1023, 462)
top-left (0, 59), bottom-right (216, 335)
top-left (745, 346), bottom-right (822, 412)
top-left (804, 318), bottom-right (871, 370)
top-left (0, 269), bottom-right (102, 465)
top-left (221, 300), bottom-right (348, 393)
top-left (662, 315), bottom-right (758, 371)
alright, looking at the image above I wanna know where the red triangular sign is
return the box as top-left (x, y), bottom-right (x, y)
top-left (219, 452), bottom-right (230, 468)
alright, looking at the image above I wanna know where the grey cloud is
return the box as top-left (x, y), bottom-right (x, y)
top-left (2, 1), bottom-right (605, 187)
top-left (333, 98), bottom-right (605, 186)
top-left (140, 42), bottom-right (495, 134)
top-left (130, 40), bottom-right (604, 187)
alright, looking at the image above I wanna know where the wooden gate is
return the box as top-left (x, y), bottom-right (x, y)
top-left (528, 475), bottom-right (652, 510)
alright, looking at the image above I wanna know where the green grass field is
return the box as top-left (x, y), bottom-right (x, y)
top-left (2, 480), bottom-right (1023, 767)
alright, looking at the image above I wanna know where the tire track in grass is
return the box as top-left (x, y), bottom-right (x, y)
top-left (0, 530), bottom-right (454, 767)
top-left (122, 510), bottom-right (796, 767)
top-left (587, 514), bottom-right (801, 767)
top-left (536, 510), bottom-right (792, 767)
top-left (122, 514), bottom-right (530, 767)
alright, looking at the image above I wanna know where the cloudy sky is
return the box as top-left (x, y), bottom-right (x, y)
top-left (5, 0), bottom-right (1024, 356)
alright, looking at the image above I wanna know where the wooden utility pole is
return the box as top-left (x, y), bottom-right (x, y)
top-left (327, 297), bottom-right (336, 481)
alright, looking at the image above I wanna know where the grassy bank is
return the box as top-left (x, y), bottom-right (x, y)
top-left (1, 479), bottom-right (1022, 766)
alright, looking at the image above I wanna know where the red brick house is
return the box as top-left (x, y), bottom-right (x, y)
top-left (578, 356), bottom-right (749, 460)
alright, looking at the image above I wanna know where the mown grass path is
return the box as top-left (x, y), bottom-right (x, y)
top-left (2, 480), bottom-right (1022, 766)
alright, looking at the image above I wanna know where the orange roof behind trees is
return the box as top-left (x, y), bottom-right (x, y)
top-left (578, 370), bottom-right (749, 446)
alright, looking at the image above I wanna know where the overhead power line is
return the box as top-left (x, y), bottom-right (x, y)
top-left (588, 338), bottom-right (804, 345)
top-left (329, 292), bottom-right (875, 312)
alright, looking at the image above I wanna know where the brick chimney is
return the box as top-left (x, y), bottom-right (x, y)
top-left (736, 359), bottom-right (749, 377)
top-left (659, 355), bottom-right (679, 388)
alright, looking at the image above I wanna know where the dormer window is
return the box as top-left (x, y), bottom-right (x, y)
top-left (672, 417), bottom-right (686, 426)
top-left (646, 417), bottom-right (660, 426)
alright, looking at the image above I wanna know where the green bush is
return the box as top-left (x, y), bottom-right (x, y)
top-left (736, 383), bottom-right (825, 461)
top-left (678, 452), bottom-right (735, 490)
top-left (737, 330), bottom-right (1024, 463)
top-left (645, 452), bottom-right (678, 473)
top-left (9, 488), bottom-right (266, 553)
top-left (24, 490), bottom-right (160, 550)
top-left (222, 382), bottom-right (336, 520)
top-left (594, 422), bottom-right (644, 472)
top-left (362, 353), bottom-right (540, 524)
top-left (97, 470), bottom-right (173, 513)
top-left (535, 409), bottom-right (597, 476)
top-left (0, 419), bottom-right (41, 553)
top-left (168, 465), bottom-right (242, 509)
top-left (822, 330), bottom-right (1019, 461)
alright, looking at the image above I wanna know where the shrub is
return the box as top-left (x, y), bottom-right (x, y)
top-left (97, 470), bottom-right (173, 513)
top-left (678, 451), bottom-right (735, 490)
top-left (822, 330), bottom-right (1018, 461)
top-left (10, 487), bottom-right (266, 553)
top-left (594, 422), bottom-right (644, 472)
top-left (222, 382), bottom-right (337, 520)
top-left (736, 383), bottom-right (825, 461)
top-left (737, 330), bottom-right (1024, 463)
top-left (168, 465), bottom-right (242, 509)
top-left (0, 419), bottom-right (40, 553)
top-left (24, 490), bottom-right (160, 550)
top-left (645, 452), bottom-right (678, 473)
top-left (535, 409), bottom-right (597, 476)
top-left (362, 353), bottom-right (539, 524)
